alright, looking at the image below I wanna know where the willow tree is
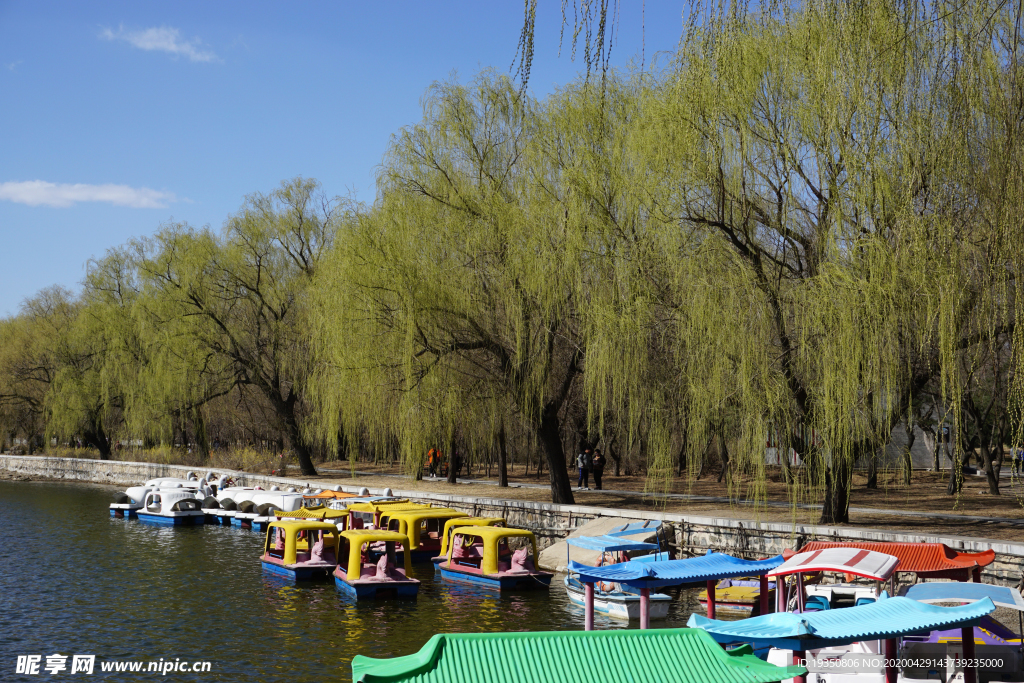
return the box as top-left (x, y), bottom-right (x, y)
top-left (0, 288), bottom-right (79, 451)
top-left (309, 73), bottom-right (644, 503)
top-left (571, 0), bottom-right (1024, 522)
top-left (129, 178), bottom-right (342, 475)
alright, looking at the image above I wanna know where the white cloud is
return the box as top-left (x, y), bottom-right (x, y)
top-left (5, 60), bottom-right (22, 71)
top-left (0, 181), bottom-right (176, 209)
top-left (100, 25), bottom-right (217, 63)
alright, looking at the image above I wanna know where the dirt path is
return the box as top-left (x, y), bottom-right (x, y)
top-left (280, 461), bottom-right (1024, 542)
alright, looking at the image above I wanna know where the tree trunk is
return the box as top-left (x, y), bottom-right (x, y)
top-left (84, 422), bottom-right (112, 460)
top-left (497, 422), bottom-right (509, 487)
top-left (820, 455), bottom-right (853, 524)
top-left (609, 439), bottom-right (622, 476)
top-left (446, 435), bottom-right (458, 484)
top-left (717, 435), bottom-right (731, 484)
top-left (192, 406), bottom-right (210, 460)
top-left (902, 417), bottom-right (915, 486)
top-left (946, 444), bottom-right (964, 495)
top-left (924, 430), bottom-right (938, 471)
top-left (865, 449), bottom-right (878, 489)
top-left (537, 404), bottom-right (575, 504)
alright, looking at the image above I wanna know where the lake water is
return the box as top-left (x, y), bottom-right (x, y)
top-left (0, 480), bottom-right (704, 682)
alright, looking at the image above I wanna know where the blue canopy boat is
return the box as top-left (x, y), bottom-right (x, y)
top-left (570, 550), bottom-right (785, 629)
top-left (689, 593), bottom-right (996, 683)
top-left (897, 583), bottom-right (1024, 682)
top-left (563, 535), bottom-right (670, 621)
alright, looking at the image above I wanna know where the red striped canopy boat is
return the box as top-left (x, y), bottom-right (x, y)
top-left (768, 548), bottom-right (899, 581)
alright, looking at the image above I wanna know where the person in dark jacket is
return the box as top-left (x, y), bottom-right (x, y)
top-left (592, 449), bottom-right (606, 490)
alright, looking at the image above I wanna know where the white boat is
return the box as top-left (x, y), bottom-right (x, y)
top-left (135, 488), bottom-right (206, 526)
top-left (763, 548), bottom-right (898, 683)
top-left (563, 534), bottom-right (672, 621)
top-left (111, 477), bottom-right (211, 518)
top-left (898, 583), bottom-right (1024, 683)
top-left (563, 574), bottom-right (672, 620)
top-left (248, 492), bottom-right (308, 531)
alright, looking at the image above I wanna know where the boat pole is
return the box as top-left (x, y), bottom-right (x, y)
top-left (759, 574), bottom-right (769, 615)
top-left (961, 626), bottom-right (977, 683)
top-left (584, 582), bottom-right (594, 631)
top-left (706, 580), bottom-right (716, 619)
top-left (796, 574), bottom-right (806, 612)
top-left (793, 650), bottom-right (806, 683)
top-left (777, 576), bottom-right (787, 613)
top-left (884, 638), bottom-right (897, 683)
top-left (640, 588), bottom-right (650, 629)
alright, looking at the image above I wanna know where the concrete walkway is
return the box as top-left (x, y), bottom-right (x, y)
top-left (319, 468), bottom-right (1024, 528)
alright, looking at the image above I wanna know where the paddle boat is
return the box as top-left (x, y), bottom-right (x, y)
top-left (431, 517), bottom-right (506, 569)
top-left (796, 540), bottom-right (995, 583)
top-left (211, 486), bottom-right (260, 525)
top-left (571, 550), bottom-right (784, 630)
top-left (302, 487), bottom-right (357, 509)
top-left (382, 508), bottom-right (469, 563)
top-left (135, 488), bottom-right (206, 525)
top-left (275, 506), bottom-right (352, 532)
top-left (563, 534), bottom-right (672, 620)
top-left (437, 526), bottom-right (552, 590)
top-left (761, 547), bottom-right (900, 681)
top-left (770, 547), bottom-right (898, 614)
top-left (111, 477), bottom-right (212, 518)
top-left (898, 582), bottom-right (1024, 683)
top-left (691, 592), bottom-right (996, 683)
top-left (333, 529), bottom-right (420, 600)
top-left (261, 520), bottom-right (340, 581)
top-left (245, 491), bottom-right (308, 531)
top-left (698, 577), bottom-right (777, 616)
top-left (345, 500), bottom-right (419, 529)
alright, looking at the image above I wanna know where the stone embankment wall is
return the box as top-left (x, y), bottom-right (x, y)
top-left (4, 454), bottom-right (1021, 584)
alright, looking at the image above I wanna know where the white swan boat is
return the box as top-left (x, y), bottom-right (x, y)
top-left (135, 488), bottom-right (206, 526)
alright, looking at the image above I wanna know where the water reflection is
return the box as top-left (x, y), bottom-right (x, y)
top-left (2, 481), bottom-right (717, 683)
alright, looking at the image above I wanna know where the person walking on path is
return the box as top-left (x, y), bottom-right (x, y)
top-left (427, 448), bottom-right (440, 478)
top-left (577, 449), bottom-right (592, 490)
top-left (592, 449), bottom-right (606, 490)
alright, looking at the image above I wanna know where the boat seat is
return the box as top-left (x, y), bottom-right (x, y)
top-left (804, 595), bottom-right (830, 611)
top-left (855, 597), bottom-right (875, 606)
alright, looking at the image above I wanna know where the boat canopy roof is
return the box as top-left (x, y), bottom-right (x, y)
top-left (566, 535), bottom-right (659, 552)
top-left (798, 541), bottom-right (994, 578)
top-left (267, 519), bottom-right (340, 533)
top-left (304, 490), bottom-right (357, 500)
top-left (439, 517), bottom-right (505, 555)
top-left (345, 501), bottom-right (418, 513)
top-left (767, 548), bottom-right (899, 581)
top-left (688, 595), bottom-right (994, 651)
top-left (451, 526), bottom-right (535, 542)
top-left (900, 583), bottom-right (1024, 611)
top-left (385, 508), bottom-right (466, 521)
top-left (605, 521), bottom-right (663, 537)
top-left (275, 507), bottom-right (349, 520)
top-left (351, 628), bottom-right (806, 683)
top-left (569, 551), bottom-right (785, 589)
top-left (340, 529), bottom-right (409, 546)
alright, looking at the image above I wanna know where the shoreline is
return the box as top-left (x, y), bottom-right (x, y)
top-left (3, 453), bottom-right (1023, 586)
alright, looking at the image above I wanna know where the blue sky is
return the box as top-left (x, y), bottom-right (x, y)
top-left (0, 1), bottom-right (684, 317)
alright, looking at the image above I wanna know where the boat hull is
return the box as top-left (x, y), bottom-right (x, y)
top-left (439, 566), bottom-right (552, 591)
top-left (204, 512), bottom-right (232, 525)
top-left (261, 560), bottom-right (333, 581)
top-left (109, 504), bottom-right (140, 519)
top-left (564, 579), bottom-right (671, 620)
top-left (334, 575), bottom-right (419, 600)
top-left (135, 511), bottom-right (205, 526)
